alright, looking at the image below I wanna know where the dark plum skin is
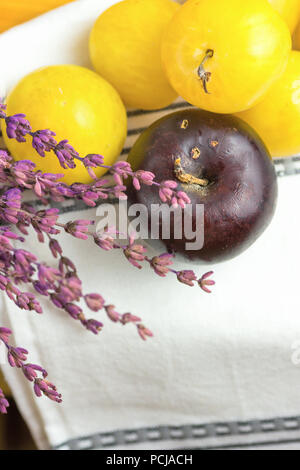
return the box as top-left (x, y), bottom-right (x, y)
top-left (127, 109), bottom-right (278, 263)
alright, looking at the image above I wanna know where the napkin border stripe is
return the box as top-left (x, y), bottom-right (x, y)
top-left (188, 437), bottom-right (300, 450)
top-left (53, 414), bottom-right (300, 450)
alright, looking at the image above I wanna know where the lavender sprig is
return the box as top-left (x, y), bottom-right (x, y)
top-left (1, 192), bottom-right (215, 291)
top-left (0, 105), bottom-right (191, 208)
top-left (0, 326), bottom-right (62, 412)
top-left (0, 149), bottom-right (127, 206)
top-left (5, 114), bottom-right (31, 143)
top-left (96, 232), bottom-right (214, 291)
top-left (0, 222), bottom-right (151, 338)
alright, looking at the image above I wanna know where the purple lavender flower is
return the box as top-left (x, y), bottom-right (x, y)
top-left (5, 284), bottom-right (20, 302)
top-left (0, 234), bottom-right (14, 251)
top-left (64, 220), bottom-right (93, 240)
top-left (0, 102), bottom-right (7, 119)
top-left (0, 276), bottom-right (8, 291)
top-left (0, 327), bottom-right (12, 344)
top-left (83, 154), bottom-right (104, 179)
top-left (58, 275), bottom-right (82, 302)
top-left (0, 227), bottom-right (23, 241)
top-left (13, 249), bottom-right (37, 278)
top-left (1, 156), bottom-right (65, 203)
top-left (120, 313), bottom-right (142, 325)
top-left (65, 303), bottom-right (82, 320)
top-left (58, 256), bottom-right (76, 275)
top-left (124, 236), bottom-right (147, 269)
top-left (27, 208), bottom-right (60, 242)
top-left (0, 188), bottom-right (22, 224)
top-left (158, 181), bottom-right (191, 208)
top-left (81, 318), bottom-right (103, 335)
top-left (5, 114), bottom-right (32, 143)
top-left (16, 292), bottom-right (43, 314)
top-left (112, 184), bottom-right (128, 200)
top-left (83, 154), bottom-right (104, 167)
top-left (158, 180), bottom-right (178, 204)
top-left (0, 148), bottom-right (12, 166)
top-left (105, 305), bottom-right (121, 323)
top-left (31, 130), bottom-right (57, 157)
top-left (33, 172), bottom-right (64, 199)
top-left (150, 253), bottom-right (174, 277)
top-left (177, 270), bottom-right (197, 287)
top-left (50, 293), bottom-right (64, 309)
top-left (198, 271), bottom-right (215, 293)
top-left (0, 388), bottom-right (9, 414)
top-left (81, 190), bottom-right (101, 206)
top-left (67, 183), bottom-right (103, 206)
top-left (49, 239), bottom-right (63, 259)
top-left (34, 208), bottom-right (60, 231)
top-left (5, 187), bottom-right (22, 207)
top-left (54, 140), bottom-right (78, 169)
top-left (7, 346), bottom-right (29, 368)
top-left (137, 324), bottom-right (153, 341)
top-left (112, 161), bottom-right (132, 185)
top-left (23, 363), bottom-right (47, 382)
top-left (10, 160), bottom-right (36, 186)
top-left (132, 170), bottom-right (155, 190)
top-left (84, 293), bottom-right (105, 312)
top-left (94, 230), bottom-right (116, 251)
top-left (33, 378), bottom-right (62, 403)
top-left (38, 264), bottom-right (60, 286)
top-left (173, 191), bottom-right (191, 209)
top-left (33, 281), bottom-right (49, 296)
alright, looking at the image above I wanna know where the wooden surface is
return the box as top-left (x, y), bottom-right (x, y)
top-left (0, 0), bottom-right (74, 33)
top-left (0, 400), bottom-right (36, 450)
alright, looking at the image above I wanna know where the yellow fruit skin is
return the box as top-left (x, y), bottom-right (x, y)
top-left (237, 51), bottom-right (300, 157)
top-left (162, 0), bottom-right (291, 114)
top-left (268, 0), bottom-right (300, 33)
top-left (1, 65), bottom-right (127, 185)
top-left (89, 0), bottom-right (179, 110)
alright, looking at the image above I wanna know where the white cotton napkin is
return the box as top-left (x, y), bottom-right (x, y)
top-left (1, 0), bottom-right (300, 451)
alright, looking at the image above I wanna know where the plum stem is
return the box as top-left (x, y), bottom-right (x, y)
top-left (174, 158), bottom-right (209, 187)
top-left (197, 49), bottom-right (214, 94)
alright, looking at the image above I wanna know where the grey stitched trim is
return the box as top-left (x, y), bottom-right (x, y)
top-left (274, 155), bottom-right (300, 176)
top-left (184, 437), bottom-right (300, 450)
top-left (53, 415), bottom-right (300, 450)
top-left (127, 101), bottom-right (192, 118)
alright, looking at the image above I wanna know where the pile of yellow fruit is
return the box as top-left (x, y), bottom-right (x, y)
top-left (3, 0), bottom-right (300, 184)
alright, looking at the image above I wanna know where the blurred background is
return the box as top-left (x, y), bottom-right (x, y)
top-left (0, 0), bottom-right (74, 33)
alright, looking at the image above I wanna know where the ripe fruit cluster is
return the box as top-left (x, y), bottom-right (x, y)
top-left (89, 0), bottom-right (300, 158)
top-left (4, 0), bottom-right (300, 184)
